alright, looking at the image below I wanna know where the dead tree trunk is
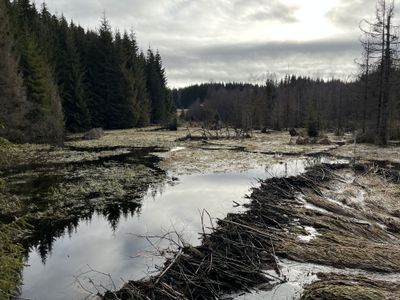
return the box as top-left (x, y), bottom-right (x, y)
top-left (360, 0), bottom-right (398, 145)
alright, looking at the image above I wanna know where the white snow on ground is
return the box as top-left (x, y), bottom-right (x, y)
top-left (170, 146), bottom-right (186, 152)
top-left (298, 226), bottom-right (320, 242)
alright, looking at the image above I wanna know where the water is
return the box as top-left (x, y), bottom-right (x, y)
top-left (19, 169), bottom-right (265, 299)
top-left (16, 155), bottom-right (327, 300)
top-left (232, 259), bottom-right (400, 300)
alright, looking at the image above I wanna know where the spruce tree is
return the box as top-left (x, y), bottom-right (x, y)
top-left (2, 0), bottom-right (173, 140)
top-left (0, 0), bottom-right (30, 142)
top-left (137, 51), bottom-right (151, 126)
top-left (87, 16), bottom-right (127, 129)
top-left (61, 23), bottom-right (91, 132)
top-left (146, 49), bottom-right (175, 125)
top-left (11, 0), bottom-right (64, 143)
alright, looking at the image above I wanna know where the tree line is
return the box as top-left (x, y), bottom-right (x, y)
top-left (0, 0), bottom-right (175, 144)
top-left (173, 79), bottom-right (355, 134)
top-left (172, 2), bottom-right (400, 145)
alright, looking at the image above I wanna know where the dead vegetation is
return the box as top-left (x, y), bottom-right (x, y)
top-left (0, 219), bottom-right (31, 300)
top-left (102, 161), bottom-right (400, 300)
top-left (278, 167), bottom-right (400, 273)
top-left (1, 128), bottom-right (399, 299)
top-left (300, 273), bottom-right (400, 300)
top-left (178, 126), bottom-right (253, 141)
top-left (0, 142), bottom-right (169, 299)
top-left (83, 128), bottom-right (105, 140)
top-left (330, 142), bottom-right (400, 164)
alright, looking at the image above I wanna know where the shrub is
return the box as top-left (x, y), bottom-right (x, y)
top-left (307, 112), bottom-right (319, 138)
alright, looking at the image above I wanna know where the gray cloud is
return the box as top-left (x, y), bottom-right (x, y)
top-left (325, 0), bottom-right (400, 29)
top-left (191, 39), bottom-right (361, 61)
top-left (227, 0), bottom-right (299, 23)
top-left (39, 0), bottom-right (376, 87)
top-left (160, 38), bottom-right (361, 86)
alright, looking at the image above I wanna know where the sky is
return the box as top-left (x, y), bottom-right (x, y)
top-left (38, 0), bottom-right (385, 87)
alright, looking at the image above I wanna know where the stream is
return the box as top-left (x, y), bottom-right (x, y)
top-left (8, 147), bottom-right (332, 300)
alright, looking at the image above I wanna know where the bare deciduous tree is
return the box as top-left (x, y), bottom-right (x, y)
top-left (360, 0), bottom-right (399, 145)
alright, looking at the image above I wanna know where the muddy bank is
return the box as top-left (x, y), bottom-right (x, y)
top-left (103, 162), bottom-right (400, 300)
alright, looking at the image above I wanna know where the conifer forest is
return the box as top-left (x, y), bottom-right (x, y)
top-left (0, 0), bottom-right (175, 144)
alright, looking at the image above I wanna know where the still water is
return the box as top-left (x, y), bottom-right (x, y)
top-left (19, 158), bottom-right (315, 300)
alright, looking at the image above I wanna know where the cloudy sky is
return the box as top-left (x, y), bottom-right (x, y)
top-left (39, 0), bottom-right (383, 87)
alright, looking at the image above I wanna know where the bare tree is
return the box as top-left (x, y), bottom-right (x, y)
top-left (357, 27), bottom-right (373, 134)
top-left (360, 0), bottom-right (399, 145)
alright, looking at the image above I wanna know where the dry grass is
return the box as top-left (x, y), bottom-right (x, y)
top-left (278, 167), bottom-right (400, 273)
top-left (102, 163), bottom-right (400, 299)
top-left (0, 219), bottom-right (31, 300)
top-left (301, 273), bottom-right (400, 300)
top-left (330, 142), bottom-right (400, 164)
top-left (1, 128), bottom-right (399, 299)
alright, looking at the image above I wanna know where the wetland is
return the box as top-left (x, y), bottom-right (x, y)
top-left (0, 128), bottom-right (399, 300)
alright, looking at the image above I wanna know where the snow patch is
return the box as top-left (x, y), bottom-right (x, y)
top-left (170, 146), bottom-right (186, 152)
top-left (297, 194), bottom-right (330, 214)
top-left (298, 226), bottom-right (319, 242)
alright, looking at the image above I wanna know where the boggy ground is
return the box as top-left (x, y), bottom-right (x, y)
top-left (103, 162), bottom-right (400, 300)
top-left (67, 128), bottom-right (343, 174)
top-left (0, 137), bottom-right (171, 299)
top-left (0, 128), bottom-right (399, 299)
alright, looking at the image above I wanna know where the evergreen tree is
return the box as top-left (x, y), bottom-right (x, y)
top-left (1, 0), bottom-right (173, 142)
top-left (87, 16), bottom-right (128, 129)
top-left (137, 51), bottom-right (151, 125)
top-left (146, 49), bottom-right (175, 124)
top-left (60, 22), bottom-right (91, 132)
top-left (10, 0), bottom-right (64, 143)
top-left (0, 0), bottom-right (30, 142)
top-left (122, 32), bottom-right (151, 127)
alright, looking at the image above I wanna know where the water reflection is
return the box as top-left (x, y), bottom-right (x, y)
top-left (17, 155), bottom-right (337, 300)
top-left (20, 167), bottom-right (270, 300)
top-left (3, 147), bottom-right (167, 262)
